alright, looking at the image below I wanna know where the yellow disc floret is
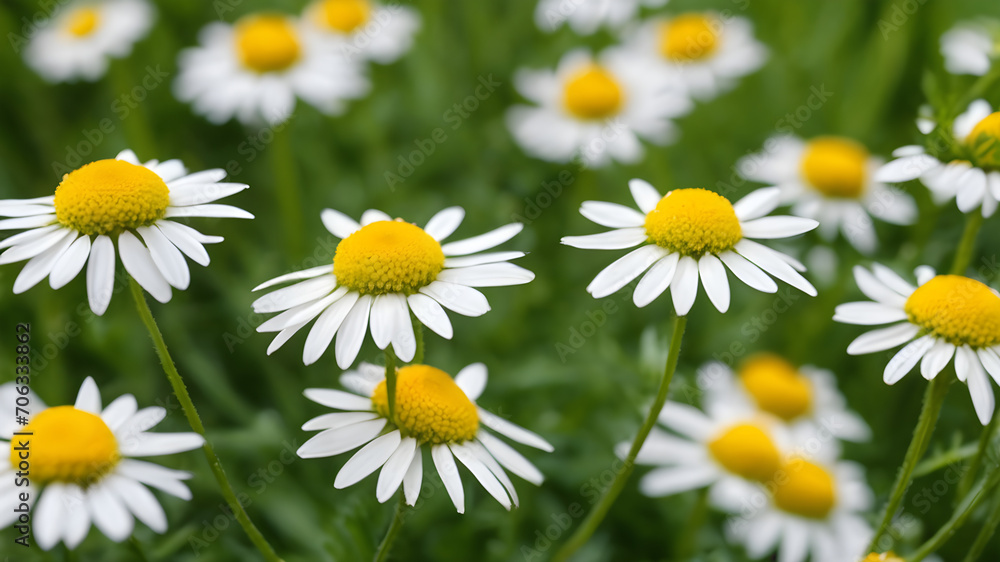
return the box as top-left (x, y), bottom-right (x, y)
top-left (644, 188), bottom-right (742, 257)
top-left (65, 7), bottom-right (100, 37)
top-left (660, 14), bottom-right (719, 62)
top-left (799, 137), bottom-right (869, 198)
top-left (772, 458), bottom-right (837, 519)
top-left (966, 112), bottom-right (1000, 169)
top-left (563, 65), bottom-right (624, 120)
top-left (333, 220), bottom-right (445, 295)
top-left (372, 365), bottom-right (479, 444)
top-left (234, 14), bottom-right (302, 73)
top-left (738, 354), bottom-right (813, 421)
top-left (904, 275), bottom-right (1000, 348)
top-left (54, 159), bottom-right (170, 236)
top-left (10, 406), bottom-right (120, 485)
top-left (862, 554), bottom-right (904, 562)
top-left (707, 423), bottom-right (781, 482)
top-left (317, 0), bottom-right (371, 33)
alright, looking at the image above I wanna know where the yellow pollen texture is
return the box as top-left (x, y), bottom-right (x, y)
top-left (660, 14), bottom-right (719, 62)
top-left (966, 112), bottom-right (1000, 168)
top-left (904, 275), bottom-right (1000, 348)
top-left (562, 65), bottom-right (624, 120)
top-left (234, 14), bottom-right (302, 73)
top-left (372, 365), bottom-right (479, 444)
top-left (333, 220), bottom-right (445, 295)
top-left (644, 188), bottom-right (742, 257)
top-left (319, 0), bottom-right (371, 33)
top-left (54, 159), bottom-right (169, 236)
top-left (707, 423), bottom-right (781, 482)
top-left (738, 354), bottom-right (813, 422)
top-left (772, 458), bottom-right (836, 519)
top-left (10, 406), bottom-right (120, 485)
top-left (799, 137), bottom-right (869, 198)
top-left (66, 7), bottom-right (100, 37)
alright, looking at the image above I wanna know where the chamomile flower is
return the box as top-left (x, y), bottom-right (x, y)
top-left (174, 12), bottom-right (369, 126)
top-left (738, 136), bottom-right (917, 253)
top-left (303, 0), bottom-right (421, 64)
top-left (0, 377), bottom-right (203, 550)
top-left (252, 207), bottom-right (533, 368)
top-left (876, 99), bottom-right (1000, 217)
top-left (24, 0), bottom-right (154, 83)
top-left (619, 12), bottom-right (768, 100)
top-left (862, 554), bottom-right (904, 562)
top-left (834, 264), bottom-right (1000, 424)
top-left (297, 362), bottom-right (552, 512)
top-left (534, 0), bottom-right (668, 35)
top-left (941, 22), bottom-right (998, 76)
top-left (562, 180), bottom-right (818, 316)
top-left (506, 48), bottom-right (692, 168)
top-left (0, 149), bottom-right (252, 315)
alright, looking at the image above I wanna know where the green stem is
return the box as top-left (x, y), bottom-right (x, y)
top-left (270, 125), bottom-right (304, 261)
top-left (373, 496), bottom-right (409, 562)
top-left (553, 315), bottom-right (687, 562)
top-left (385, 347), bottom-right (398, 422)
top-left (674, 486), bottom-right (709, 559)
top-left (412, 315), bottom-right (424, 365)
top-left (128, 278), bottom-right (284, 562)
top-left (949, 212), bottom-right (984, 276)
top-left (963, 489), bottom-right (1000, 562)
top-left (128, 535), bottom-right (151, 562)
top-left (955, 409), bottom-right (998, 504)
top-left (908, 461), bottom-right (1000, 561)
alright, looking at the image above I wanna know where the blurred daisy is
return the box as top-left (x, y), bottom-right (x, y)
top-left (620, 12), bottom-right (768, 100)
top-left (834, 264), bottom-right (1000, 424)
top-left (253, 207), bottom-right (533, 367)
top-left (303, 0), bottom-right (421, 64)
top-left (876, 99), bottom-right (1000, 217)
top-left (0, 149), bottom-right (252, 315)
top-left (862, 554), bottom-right (904, 562)
top-left (941, 22), bottom-right (998, 76)
top-left (174, 12), bottom-right (369, 125)
top-left (297, 362), bottom-right (552, 512)
top-left (24, 0), bottom-right (154, 83)
top-left (534, 0), bottom-right (667, 35)
top-left (506, 48), bottom-right (692, 168)
top-left (0, 377), bottom-right (203, 550)
top-left (562, 180), bottom-right (818, 316)
top-left (739, 136), bottom-right (917, 253)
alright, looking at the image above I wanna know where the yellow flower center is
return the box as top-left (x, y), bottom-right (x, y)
top-left (772, 458), bottom-right (837, 519)
top-left (318, 0), bottom-right (371, 33)
top-left (799, 137), bottom-right (869, 198)
top-left (562, 65), bottom-right (624, 120)
top-left (10, 406), bottom-right (120, 486)
top-left (644, 188), bottom-right (742, 257)
top-left (738, 354), bottom-right (813, 422)
top-left (333, 220), bottom-right (445, 295)
top-left (65, 7), bottom-right (100, 37)
top-left (904, 275), bottom-right (1000, 348)
top-left (966, 111), bottom-right (1000, 169)
top-left (54, 159), bottom-right (169, 236)
top-left (234, 14), bottom-right (302, 73)
top-left (372, 365), bottom-right (480, 444)
top-left (707, 423), bottom-right (781, 482)
top-left (862, 554), bottom-right (904, 562)
top-left (659, 14), bottom-right (719, 62)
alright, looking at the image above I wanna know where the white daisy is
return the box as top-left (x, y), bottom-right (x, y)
top-left (561, 180), bottom-right (818, 316)
top-left (834, 264), bottom-right (1000, 424)
top-left (506, 48), bottom-right (692, 168)
top-left (619, 12), bottom-right (768, 100)
top-left (534, 0), bottom-right (668, 35)
top-left (303, 0), bottom-right (421, 64)
top-left (0, 377), bottom-right (204, 550)
top-left (738, 135), bottom-right (917, 253)
top-left (24, 0), bottom-right (154, 83)
top-left (876, 99), bottom-right (1000, 217)
top-left (252, 207), bottom-right (533, 368)
top-left (941, 22), bottom-right (998, 76)
top-left (296, 362), bottom-right (553, 513)
top-left (0, 149), bottom-right (253, 315)
top-left (174, 12), bottom-right (370, 126)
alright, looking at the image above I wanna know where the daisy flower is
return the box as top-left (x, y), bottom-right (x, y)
top-left (941, 21), bottom-right (998, 76)
top-left (533, 0), bottom-right (667, 35)
top-left (619, 12), bottom-right (768, 100)
top-left (561, 179), bottom-right (818, 316)
top-left (876, 99), bottom-right (1000, 217)
top-left (174, 12), bottom-right (369, 126)
top-left (834, 264), bottom-right (1000, 424)
top-left (303, 0), bottom-right (421, 64)
top-left (24, 0), bottom-right (154, 83)
top-left (0, 377), bottom-right (203, 550)
top-left (252, 207), bottom-right (533, 367)
top-left (506, 48), bottom-right (692, 168)
top-left (296, 362), bottom-right (553, 512)
top-left (738, 135), bottom-right (917, 253)
top-left (0, 149), bottom-right (252, 315)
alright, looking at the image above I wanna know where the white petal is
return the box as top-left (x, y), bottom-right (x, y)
top-left (119, 231), bottom-right (172, 304)
top-left (107, 475), bottom-right (167, 533)
top-left (424, 207), bottom-right (465, 241)
top-left (155, 221), bottom-right (214, 266)
top-left (699, 254), bottom-right (731, 313)
top-left (406, 293), bottom-right (453, 339)
top-left (302, 291), bottom-right (360, 365)
top-left (451, 443), bottom-right (511, 510)
top-left (61, 485), bottom-right (91, 548)
top-left (164, 204), bottom-right (253, 219)
top-left (101, 394), bottom-right (139, 431)
top-left (252, 276), bottom-right (338, 313)
top-left (441, 223), bottom-right (523, 256)
top-left (718, 251), bottom-right (778, 293)
top-left (74, 377), bottom-right (101, 413)
top-left (735, 239), bottom-right (817, 296)
top-left (296, 418), bottom-right (387, 458)
top-left (361, 209), bottom-right (392, 225)
top-left (561, 228), bottom-right (648, 250)
top-left (455, 363), bottom-right (487, 400)
top-left (977, 347), bottom-right (1000, 386)
top-left (0, 214), bottom-right (57, 230)
top-left (116, 460), bottom-right (194, 500)
top-left (875, 154), bottom-right (940, 182)
top-left (34, 484), bottom-right (68, 550)
top-left (959, 346), bottom-right (995, 425)
top-left (169, 168), bottom-right (227, 186)
top-left (438, 262), bottom-right (534, 287)
top-left (335, 430), bottom-right (401, 488)
top-left (11, 232), bottom-right (75, 294)
top-left (119, 433), bottom-right (204, 456)
top-left (884, 335), bottom-right (934, 384)
top-left (302, 411), bottom-right (379, 431)
top-left (0, 224), bottom-right (61, 250)
top-left (833, 302), bottom-right (909, 325)
top-left (377, 437), bottom-right (417, 503)
top-left (403, 448), bottom-right (424, 506)
top-left (252, 265), bottom-right (335, 292)
top-left (0, 227), bottom-right (73, 264)
top-left (320, 208), bottom-right (361, 238)
top-left (444, 251), bottom-right (525, 268)
top-left (478, 408), bottom-right (553, 451)
top-left (477, 431), bottom-right (544, 485)
top-left (740, 216), bottom-right (818, 239)
top-left (671, 256), bottom-right (700, 316)
top-left (639, 465), bottom-right (718, 496)
top-left (168, 182), bottom-right (248, 207)
top-left (88, 481), bottom-right (134, 541)
top-left (853, 266), bottom-right (908, 306)
top-left (921, 339), bottom-right (956, 380)
top-left (872, 263), bottom-right (916, 295)
top-left (633, 253), bottom-right (679, 307)
top-left (733, 187), bottom-right (781, 221)
top-left (371, 294), bottom-right (402, 349)
top-left (580, 201), bottom-right (646, 228)
top-left (137, 226), bottom-right (190, 290)
top-left (49, 235), bottom-right (91, 289)
top-left (303, 387), bottom-right (373, 411)
top-left (657, 402), bottom-right (712, 440)
top-left (335, 294), bottom-right (372, 369)
top-left (587, 245), bottom-right (668, 298)
top-left (431, 444), bottom-right (465, 513)
top-left (468, 440), bottom-right (520, 506)
top-left (85, 236), bottom-right (115, 316)
top-left (629, 178), bottom-right (661, 213)
top-left (846, 323), bottom-right (920, 355)
top-left (420, 281), bottom-right (490, 317)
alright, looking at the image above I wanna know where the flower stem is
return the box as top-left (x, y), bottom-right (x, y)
top-left (949, 212), bottom-right (984, 275)
top-left (955, 409), bottom-right (998, 504)
top-left (963, 489), bottom-right (1000, 562)
top-left (270, 125), bottom-right (304, 261)
top-left (373, 495), bottom-right (409, 562)
top-left (128, 278), bottom-right (284, 562)
top-left (553, 315), bottom-right (687, 561)
top-left (412, 315), bottom-right (424, 365)
top-left (385, 346), bottom-right (398, 422)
